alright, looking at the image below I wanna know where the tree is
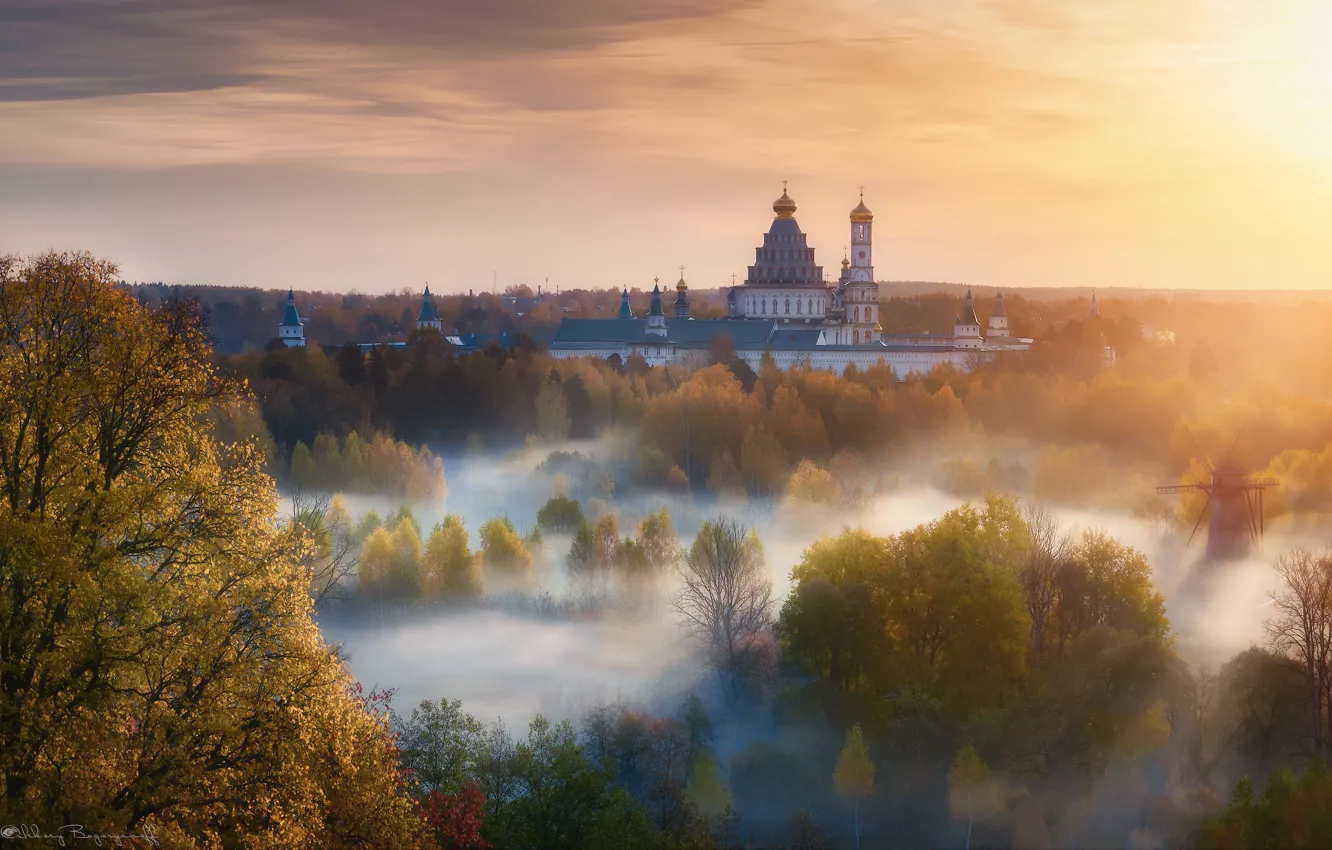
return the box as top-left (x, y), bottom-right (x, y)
top-left (486, 715), bottom-right (661, 850)
top-left (673, 518), bottom-right (774, 705)
top-left (1020, 502), bottom-right (1072, 657)
top-left (291, 490), bottom-right (360, 606)
top-left (290, 439), bottom-right (318, 488)
top-left (777, 530), bottom-right (888, 695)
top-left (1198, 764), bottom-right (1332, 849)
top-left (395, 697), bottom-right (487, 795)
top-left (1265, 548), bottom-right (1332, 760)
top-left (335, 341), bottom-right (367, 385)
top-left (424, 516), bottom-right (481, 599)
top-left (535, 378), bottom-right (571, 442)
top-left (685, 752), bottom-right (732, 822)
top-left (948, 745), bottom-right (997, 850)
top-left (420, 783), bottom-right (490, 850)
top-left (0, 251), bottom-right (427, 843)
top-left (833, 724), bottom-right (875, 849)
top-left (636, 507), bottom-right (681, 574)
top-left (479, 517), bottom-right (533, 579)
top-left (536, 495), bottom-right (585, 534)
top-left (783, 459), bottom-right (839, 507)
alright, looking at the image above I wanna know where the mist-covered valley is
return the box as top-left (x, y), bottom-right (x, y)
top-left (300, 429), bottom-right (1321, 849)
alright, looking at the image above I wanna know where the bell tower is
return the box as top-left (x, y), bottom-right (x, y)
top-left (849, 188), bottom-right (874, 283)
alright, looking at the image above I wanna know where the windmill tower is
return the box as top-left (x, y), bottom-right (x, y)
top-left (1157, 432), bottom-right (1278, 561)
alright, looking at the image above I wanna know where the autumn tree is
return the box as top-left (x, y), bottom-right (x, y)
top-left (1265, 547), bottom-right (1332, 759)
top-left (535, 377), bottom-right (571, 442)
top-left (673, 518), bottom-right (774, 705)
top-left (777, 530), bottom-right (888, 696)
top-left (833, 724), bottom-right (875, 849)
top-left (424, 515), bottom-right (482, 599)
top-left (536, 494), bottom-right (585, 533)
top-left (636, 507), bottom-right (681, 574)
top-left (948, 745), bottom-right (998, 850)
top-left (479, 517), bottom-right (533, 580)
top-left (290, 490), bottom-right (360, 607)
top-left (1020, 502), bottom-right (1072, 657)
top-left (0, 251), bottom-right (427, 843)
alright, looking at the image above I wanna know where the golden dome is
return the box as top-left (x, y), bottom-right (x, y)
top-left (841, 255), bottom-right (850, 269)
top-left (850, 196), bottom-right (873, 223)
top-left (677, 276), bottom-right (687, 292)
top-left (773, 184), bottom-right (797, 218)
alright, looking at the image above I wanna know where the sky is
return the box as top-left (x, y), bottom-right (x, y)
top-left (2, 0), bottom-right (1331, 293)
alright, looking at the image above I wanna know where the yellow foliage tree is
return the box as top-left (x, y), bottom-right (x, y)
top-left (834, 724), bottom-right (876, 849)
top-left (424, 515), bottom-right (481, 598)
top-left (0, 251), bottom-right (427, 844)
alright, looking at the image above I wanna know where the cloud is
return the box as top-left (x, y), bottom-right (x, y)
top-left (0, 0), bottom-right (759, 102)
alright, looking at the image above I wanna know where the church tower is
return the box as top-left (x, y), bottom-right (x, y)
top-left (416, 285), bottom-right (442, 332)
top-left (673, 268), bottom-right (691, 320)
top-left (618, 287), bottom-right (633, 319)
top-left (647, 279), bottom-right (667, 337)
top-left (278, 288), bottom-right (305, 347)
top-left (953, 288), bottom-right (982, 349)
top-left (849, 190), bottom-right (874, 282)
top-left (987, 292), bottom-right (1010, 339)
top-left (845, 191), bottom-right (880, 344)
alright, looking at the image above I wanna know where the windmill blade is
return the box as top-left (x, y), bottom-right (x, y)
top-left (1184, 424), bottom-right (1214, 473)
top-left (1187, 494), bottom-right (1212, 546)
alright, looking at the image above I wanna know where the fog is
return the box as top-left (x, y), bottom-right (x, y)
top-left (314, 435), bottom-right (1309, 728)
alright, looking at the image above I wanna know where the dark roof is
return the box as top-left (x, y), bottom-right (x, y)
top-left (768, 329), bottom-right (824, 349)
top-left (417, 287), bottom-right (440, 323)
top-left (552, 318), bottom-right (776, 349)
top-left (991, 292), bottom-right (1006, 318)
top-left (280, 290), bottom-right (302, 327)
top-left (956, 289), bottom-right (979, 325)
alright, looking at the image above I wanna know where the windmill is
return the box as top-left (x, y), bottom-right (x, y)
top-left (1157, 429), bottom-right (1278, 561)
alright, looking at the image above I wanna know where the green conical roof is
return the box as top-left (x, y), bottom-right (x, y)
top-left (280, 289), bottom-right (302, 327)
top-left (417, 285), bottom-right (439, 323)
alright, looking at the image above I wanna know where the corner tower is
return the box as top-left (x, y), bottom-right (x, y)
top-left (647, 279), bottom-right (667, 337)
top-left (278, 288), bottom-right (305, 347)
top-left (416, 285), bottom-right (442, 332)
top-left (953, 288), bottom-right (982, 349)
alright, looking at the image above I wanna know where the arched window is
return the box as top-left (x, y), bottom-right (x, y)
top-left (785, 298), bottom-right (790, 315)
top-left (797, 299), bottom-right (803, 315)
top-left (853, 306), bottom-right (859, 322)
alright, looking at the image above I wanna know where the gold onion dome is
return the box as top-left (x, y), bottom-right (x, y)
top-left (850, 197), bottom-right (874, 223)
top-left (773, 187), bottom-right (797, 218)
top-left (677, 277), bottom-right (688, 291)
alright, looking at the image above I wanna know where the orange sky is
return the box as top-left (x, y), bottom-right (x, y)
top-left (2, 0), bottom-right (1330, 292)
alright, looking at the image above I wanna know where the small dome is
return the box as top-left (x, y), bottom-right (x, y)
top-left (677, 275), bottom-right (687, 292)
top-left (773, 187), bottom-right (797, 218)
top-left (850, 198), bottom-right (873, 223)
top-left (841, 255), bottom-right (850, 269)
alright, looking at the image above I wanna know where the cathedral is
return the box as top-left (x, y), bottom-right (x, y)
top-left (547, 187), bottom-right (1029, 374)
top-left (276, 187), bottom-right (1030, 375)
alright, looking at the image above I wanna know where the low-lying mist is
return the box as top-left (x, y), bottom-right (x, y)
top-left (311, 434), bottom-right (1310, 725)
